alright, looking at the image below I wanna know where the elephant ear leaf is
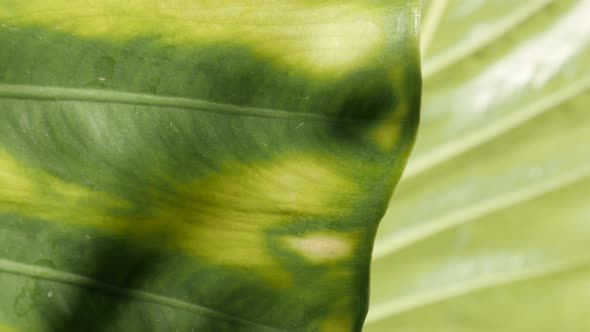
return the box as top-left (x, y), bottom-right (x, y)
top-left (0, 1), bottom-right (420, 331)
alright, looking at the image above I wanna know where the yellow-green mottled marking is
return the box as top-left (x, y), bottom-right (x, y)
top-left (369, 116), bottom-right (402, 151)
top-left (368, 69), bottom-right (413, 151)
top-left (152, 154), bottom-right (358, 269)
top-left (0, 324), bottom-right (20, 332)
top-left (321, 317), bottom-right (352, 332)
top-left (285, 232), bottom-right (354, 263)
top-left (0, 149), bottom-right (130, 226)
top-left (319, 300), bottom-right (355, 332)
top-left (0, 0), bottom-right (388, 76)
top-left (1, 149), bottom-right (357, 277)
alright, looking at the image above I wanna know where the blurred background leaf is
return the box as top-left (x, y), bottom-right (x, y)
top-left (366, 0), bottom-right (590, 331)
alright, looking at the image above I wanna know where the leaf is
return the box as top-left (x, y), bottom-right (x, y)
top-left (0, 1), bottom-right (421, 332)
top-left (366, 0), bottom-right (590, 331)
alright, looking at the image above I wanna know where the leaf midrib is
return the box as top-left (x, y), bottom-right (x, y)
top-left (0, 258), bottom-right (286, 332)
top-left (422, 0), bottom-right (554, 79)
top-left (373, 164), bottom-right (590, 259)
top-left (403, 75), bottom-right (590, 180)
top-left (420, 0), bottom-right (448, 55)
top-left (366, 255), bottom-right (590, 324)
top-left (0, 84), bottom-right (352, 123)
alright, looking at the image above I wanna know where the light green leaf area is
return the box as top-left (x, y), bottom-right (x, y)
top-left (367, 0), bottom-right (590, 331)
top-left (0, 1), bottom-right (421, 332)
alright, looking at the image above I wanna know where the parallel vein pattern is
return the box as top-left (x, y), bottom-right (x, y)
top-left (367, 0), bottom-right (590, 331)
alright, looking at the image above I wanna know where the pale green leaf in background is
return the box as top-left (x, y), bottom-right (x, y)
top-left (366, 0), bottom-right (590, 331)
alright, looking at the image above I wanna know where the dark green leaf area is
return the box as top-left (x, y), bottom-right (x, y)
top-left (0, 27), bottom-right (417, 120)
top-left (0, 23), bottom-right (419, 332)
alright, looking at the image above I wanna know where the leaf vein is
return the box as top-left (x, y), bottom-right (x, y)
top-left (403, 74), bottom-right (590, 179)
top-left (374, 165), bottom-right (590, 259)
top-left (0, 84), bottom-right (349, 123)
top-left (0, 258), bottom-right (286, 332)
top-left (422, 0), bottom-right (554, 78)
top-left (366, 255), bottom-right (590, 324)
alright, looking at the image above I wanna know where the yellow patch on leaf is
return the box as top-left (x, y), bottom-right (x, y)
top-left (0, 325), bottom-right (20, 332)
top-left (319, 301), bottom-right (356, 332)
top-left (0, 149), bottom-right (358, 282)
top-left (284, 232), bottom-right (354, 263)
top-left (0, 149), bottom-right (129, 228)
top-left (0, 0), bottom-right (388, 76)
top-left (0, 324), bottom-right (20, 332)
top-left (157, 154), bottom-right (358, 268)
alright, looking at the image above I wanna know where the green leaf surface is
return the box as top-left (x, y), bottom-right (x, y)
top-left (367, 0), bottom-right (590, 331)
top-left (0, 1), bottom-right (421, 332)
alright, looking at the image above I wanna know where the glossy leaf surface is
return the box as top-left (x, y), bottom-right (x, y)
top-left (366, 0), bottom-right (590, 331)
top-left (0, 1), bottom-right (421, 332)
